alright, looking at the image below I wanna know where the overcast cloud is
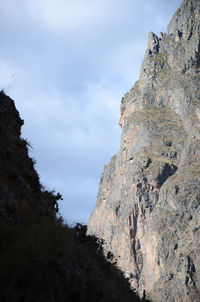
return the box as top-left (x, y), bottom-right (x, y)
top-left (0, 0), bottom-right (182, 224)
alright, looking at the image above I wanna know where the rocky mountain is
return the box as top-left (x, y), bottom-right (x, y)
top-left (87, 0), bottom-right (200, 301)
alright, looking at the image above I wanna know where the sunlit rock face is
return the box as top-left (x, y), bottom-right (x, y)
top-left (87, 0), bottom-right (200, 301)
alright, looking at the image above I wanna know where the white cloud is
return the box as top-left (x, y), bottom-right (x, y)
top-left (84, 83), bottom-right (121, 120)
top-left (111, 39), bottom-right (147, 87)
top-left (26, 0), bottom-right (114, 31)
top-left (0, 62), bottom-right (16, 92)
top-left (19, 83), bottom-right (122, 164)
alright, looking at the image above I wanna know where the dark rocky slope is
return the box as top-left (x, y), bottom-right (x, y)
top-left (0, 90), bottom-right (61, 224)
top-left (88, 0), bottom-right (200, 301)
top-left (0, 90), bottom-right (146, 302)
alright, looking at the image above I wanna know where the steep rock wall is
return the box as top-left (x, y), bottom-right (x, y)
top-left (87, 1), bottom-right (200, 301)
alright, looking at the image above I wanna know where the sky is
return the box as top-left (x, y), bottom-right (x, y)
top-left (0, 0), bottom-right (182, 224)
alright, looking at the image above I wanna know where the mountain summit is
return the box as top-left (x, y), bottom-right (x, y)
top-left (87, 0), bottom-right (200, 301)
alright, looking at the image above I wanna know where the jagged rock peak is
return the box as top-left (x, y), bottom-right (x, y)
top-left (88, 0), bottom-right (200, 301)
top-left (167, 0), bottom-right (200, 35)
top-left (139, 0), bottom-right (200, 94)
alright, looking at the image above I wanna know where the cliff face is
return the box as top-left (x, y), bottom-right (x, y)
top-left (87, 0), bottom-right (200, 301)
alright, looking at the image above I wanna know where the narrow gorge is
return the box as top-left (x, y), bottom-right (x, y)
top-left (0, 91), bottom-right (144, 301)
top-left (87, 0), bottom-right (200, 301)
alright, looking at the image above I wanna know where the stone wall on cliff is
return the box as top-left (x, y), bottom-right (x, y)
top-left (87, 0), bottom-right (200, 301)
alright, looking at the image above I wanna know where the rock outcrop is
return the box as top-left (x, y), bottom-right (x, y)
top-left (87, 0), bottom-right (200, 301)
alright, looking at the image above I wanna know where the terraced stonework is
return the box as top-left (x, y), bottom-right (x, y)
top-left (87, 0), bottom-right (200, 301)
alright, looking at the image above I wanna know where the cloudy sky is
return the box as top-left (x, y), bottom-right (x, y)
top-left (0, 0), bottom-right (182, 224)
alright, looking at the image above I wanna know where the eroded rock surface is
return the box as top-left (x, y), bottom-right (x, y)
top-left (87, 0), bottom-right (200, 301)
